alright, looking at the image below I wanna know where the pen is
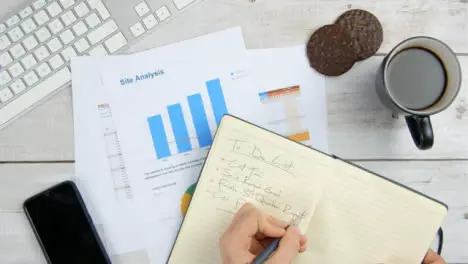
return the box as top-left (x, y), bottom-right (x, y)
top-left (252, 236), bottom-right (282, 264)
top-left (252, 218), bottom-right (300, 264)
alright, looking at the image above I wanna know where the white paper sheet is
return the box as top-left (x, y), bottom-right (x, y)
top-left (71, 27), bottom-right (247, 263)
top-left (247, 45), bottom-right (329, 153)
top-left (99, 40), bottom-right (258, 264)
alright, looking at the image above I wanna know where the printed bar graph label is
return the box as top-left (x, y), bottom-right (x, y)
top-left (188, 94), bottom-right (213, 148)
top-left (168, 104), bottom-right (192, 153)
top-left (148, 115), bottom-right (171, 159)
top-left (207, 79), bottom-right (228, 126)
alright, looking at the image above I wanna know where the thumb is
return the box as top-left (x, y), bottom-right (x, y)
top-left (266, 226), bottom-right (302, 264)
top-left (423, 249), bottom-right (445, 264)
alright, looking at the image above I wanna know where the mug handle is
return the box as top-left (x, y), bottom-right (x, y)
top-left (405, 115), bottom-right (434, 150)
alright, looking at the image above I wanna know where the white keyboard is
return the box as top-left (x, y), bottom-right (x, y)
top-left (0, 0), bottom-right (201, 129)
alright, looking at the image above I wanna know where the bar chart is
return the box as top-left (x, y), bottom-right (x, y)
top-left (258, 85), bottom-right (311, 145)
top-left (148, 78), bottom-right (228, 159)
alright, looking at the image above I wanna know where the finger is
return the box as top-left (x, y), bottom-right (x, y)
top-left (228, 203), bottom-right (257, 236)
top-left (267, 215), bottom-right (288, 229)
top-left (267, 226), bottom-right (302, 263)
top-left (249, 239), bottom-right (265, 255)
top-left (257, 213), bottom-right (286, 239)
top-left (423, 249), bottom-right (445, 264)
top-left (231, 204), bottom-right (285, 240)
top-left (299, 235), bottom-right (308, 253)
top-left (259, 237), bottom-right (276, 249)
top-left (232, 203), bottom-right (256, 224)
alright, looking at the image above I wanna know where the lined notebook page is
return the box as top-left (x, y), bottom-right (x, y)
top-left (168, 116), bottom-right (334, 264)
top-left (296, 160), bottom-right (447, 264)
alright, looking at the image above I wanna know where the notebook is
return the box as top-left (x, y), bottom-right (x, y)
top-left (168, 115), bottom-right (448, 264)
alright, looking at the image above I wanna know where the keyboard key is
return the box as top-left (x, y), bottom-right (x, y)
top-left (6, 15), bottom-right (21, 27)
top-left (0, 24), bottom-right (6, 33)
top-left (0, 88), bottom-right (14, 103)
top-left (35, 27), bottom-right (52, 42)
top-left (142, 14), bottom-right (158, 29)
top-left (47, 37), bottom-right (63, 52)
top-left (10, 44), bottom-right (26, 59)
top-left (72, 21), bottom-right (88, 36)
top-left (49, 54), bottom-right (64, 69)
top-left (92, 1), bottom-right (111, 20)
top-left (0, 68), bottom-right (70, 125)
top-left (9, 62), bottom-right (25, 78)
top-left (135, 2), bottom-right (150, 17)
top-left (86, 0), bottom-right (99, 9)
top-left (20, 6), bottom-right (34, 19)
top-left (130, 22), bottom-right (145, 38)
top-left (23, 71), bottom-right (39, 86)
top-left (22, 35), bottom-right (39, 51)
top-left (21, 54), bottom-right (38, 69)
top-left (36, 62), bottom-right (52, 77)
top-left (48, 19), bottom-right (64, 34)
top-left (10, 79), bottom-right (27, 94)
top-left (47, 2), bottom-right (63, 17)
top-left (74, 2), bottom-right (90, 18)
top-left (85, 13), bottom-right (101, 28)
top-left (20, 19), bottom-right (37, 34)
top-left (8, 27), bottom-right (25, 42)
top-left (0, 52), bottom-right (13, 68)
top-left (61, 46), bottom-right (77, 61)
top-left (74, 38), bottom-right (90, 53)
top-left (61, 10), bottom-right (77, 26)
top-left (87, 20), bottom-right (117, 45)
top-left (59, 29), bottom-right (75, 44)
top-left (33, 0), bottom-right (47, 10)
top-left (156, 6), bottom-right (171, 21)
top-left (105, 32), bottom-right (127, 53)
top-left (34, 10), bottom-right (50, 25)
top-left (0, 71), bottom-right (12, 85)
top-left (173, 0), bottom-right (195, 10)
top-left (0, 68), bottom-right (71, 127)
top-left (89, 44), bottom-right (108, 56)
top-left (59, 0), bottom-right (75, 9)
top-left (34, 46), bottom-right (50, 61)
top-left (0, 35), bottom-right (11, 51)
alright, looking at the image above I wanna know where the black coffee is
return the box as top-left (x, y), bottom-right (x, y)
top-left (386, 48), bottom-right (446, 110)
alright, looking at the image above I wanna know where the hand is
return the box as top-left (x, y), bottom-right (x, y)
top-left (219, 203), bottom-right (307, 264)
top-left (423, 249), bottom-right (446, 264)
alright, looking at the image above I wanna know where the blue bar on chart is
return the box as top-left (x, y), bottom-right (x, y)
top-left (206, 78), bottom-right (228, 126)
top-left (147, 115), bottom-right (171, 159)
top-left (188, 94), bottom-right (213, 148)
top-left (167, 104), bottom-right (192, 153)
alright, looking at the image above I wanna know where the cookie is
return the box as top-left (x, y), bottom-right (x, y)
top-left (306, 24), bottom-right (357, 76)
top-left (335, 9), bottom-right (383, 60)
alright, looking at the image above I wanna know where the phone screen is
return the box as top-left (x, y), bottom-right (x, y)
top-left (24, 181), bottom-right (110, 264)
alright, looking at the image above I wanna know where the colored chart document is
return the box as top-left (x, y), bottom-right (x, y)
top-left (258, 85), bottom-right (312, 146)
top-left (72, 28), bottom-right (247, 263)
top-left (100, 38), bottom-right (258, 263)
top-left (248, 45), bottom-right (329, 153)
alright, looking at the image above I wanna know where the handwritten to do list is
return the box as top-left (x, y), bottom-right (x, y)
top-left (170, 117), bottom-right (333, 264)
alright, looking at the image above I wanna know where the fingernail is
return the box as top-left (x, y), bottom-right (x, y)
top-left (279, 219), bottom-right (288, 227)
top-left (290, 226), bottom-right (301, 235)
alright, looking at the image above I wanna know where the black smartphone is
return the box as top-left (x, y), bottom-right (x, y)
top-left (23, 181), bottom-right (111, 264)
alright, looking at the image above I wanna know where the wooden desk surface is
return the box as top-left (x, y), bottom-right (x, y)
top-left (0, 0), bottom-right (467, 263)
